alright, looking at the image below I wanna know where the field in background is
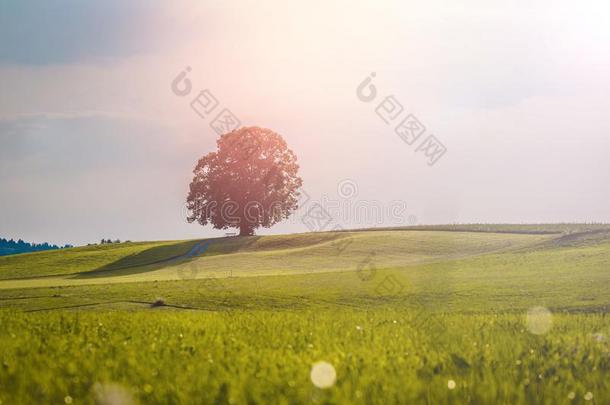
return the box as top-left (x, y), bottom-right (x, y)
top-left (0, 225), bottom-right (609, 404)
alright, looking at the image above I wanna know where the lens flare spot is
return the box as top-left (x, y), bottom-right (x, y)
top-left (310, 361), bottom-right (337, 389)
top-left (526, 306), bottom-right (552, 335)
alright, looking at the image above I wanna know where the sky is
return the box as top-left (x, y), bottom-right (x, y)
top-left (1, 0), bottom-right (609, 245)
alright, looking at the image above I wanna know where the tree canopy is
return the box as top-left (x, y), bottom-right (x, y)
top-left (186, 126), bottom-right (303, 236)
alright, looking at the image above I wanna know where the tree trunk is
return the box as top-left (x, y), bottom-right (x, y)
top-left (239, 223), bottom-right (254, 237)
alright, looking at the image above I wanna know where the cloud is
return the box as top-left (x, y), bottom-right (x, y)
top-left (0, 0), bottom-right (164, 65)
top-left (0, 113), bottom-right (209, 244)
top-left (0, 114), bottom-right (194, 174)
top-left (1, 1), bottom-right (609, 244)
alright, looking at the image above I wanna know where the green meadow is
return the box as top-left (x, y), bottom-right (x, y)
top-left (0, 225), bottom-right (608, 404)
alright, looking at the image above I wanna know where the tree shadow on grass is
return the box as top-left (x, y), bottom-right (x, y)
top-left (71, 236), bottom-right (262, 279)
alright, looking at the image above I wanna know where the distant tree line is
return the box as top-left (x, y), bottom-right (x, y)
top-left (99, 239), bottom-right (123, 244)
top-left (0, 238), bottom-right (73, 257)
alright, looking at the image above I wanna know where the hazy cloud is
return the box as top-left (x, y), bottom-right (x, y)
top-left (0, 0), bottom-right (164, 65)
top-left (1, 0), bottom-right (609, 244)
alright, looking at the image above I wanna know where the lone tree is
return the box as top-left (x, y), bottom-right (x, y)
top-left (186, 126), bottom-right (303, 236)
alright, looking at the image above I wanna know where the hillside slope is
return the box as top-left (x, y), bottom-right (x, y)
top-left (0, 228), bottom-right (608, 313)
top-left (0, 230), bottom-right (552, 289)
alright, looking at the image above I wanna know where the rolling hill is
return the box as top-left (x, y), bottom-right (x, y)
top-left (0, 225), bottom-right (608, 314)
top-left (1, 225), bottom-right (609, 404)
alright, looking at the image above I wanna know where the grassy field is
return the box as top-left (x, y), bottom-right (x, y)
top-left (0, 225), bottom-right (608, 404)
top-left (0, 230), bottom-right (553, 289)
